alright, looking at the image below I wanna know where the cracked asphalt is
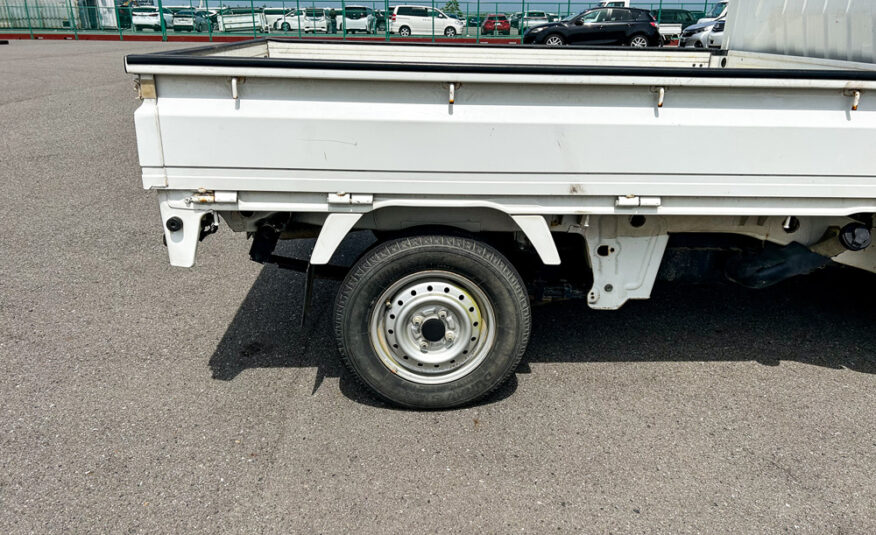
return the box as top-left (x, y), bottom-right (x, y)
top-left (1, 40), bottom-right (875, 534)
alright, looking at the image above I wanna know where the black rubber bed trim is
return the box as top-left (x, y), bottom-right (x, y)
top-left (125, 38), bottom-right (876, 81)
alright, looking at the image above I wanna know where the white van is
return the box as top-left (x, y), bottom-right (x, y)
top-left (390, 5), bottom-right (465, 37)
top-left (337, 6), bottom-right (375, 33)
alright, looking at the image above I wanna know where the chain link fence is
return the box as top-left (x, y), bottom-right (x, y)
top-left (0, 1), bottom-right (722, 41)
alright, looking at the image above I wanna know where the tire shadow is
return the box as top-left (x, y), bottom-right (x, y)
top-left (209, 232), bottom-right (876, 408)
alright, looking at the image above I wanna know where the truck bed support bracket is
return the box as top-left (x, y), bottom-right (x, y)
top-left (582, 215), bottom-right (669, 310)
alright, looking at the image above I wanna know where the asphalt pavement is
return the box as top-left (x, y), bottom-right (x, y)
top-left (1, 40), bottom-right (874, 534)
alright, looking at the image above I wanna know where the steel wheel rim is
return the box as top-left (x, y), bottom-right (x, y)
top-left (369, 270), bottom-right (497, 385)
top-left (545, 35), bottom-right (563, 46)
top-left (631, 36), bottom-right (648, 47)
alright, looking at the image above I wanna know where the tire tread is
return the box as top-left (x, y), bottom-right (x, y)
top-left (333, 235), bottom-right (531, 408)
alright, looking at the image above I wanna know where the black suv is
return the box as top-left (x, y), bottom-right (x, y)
top-left (523, 7), bottom-right (660, 47)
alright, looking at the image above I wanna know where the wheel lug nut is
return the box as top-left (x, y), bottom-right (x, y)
top-left (445, 332), bottom-right (454, 341)
top-left (438, 310), bottom-right (447, 319)
top-left (412, 316), bottom-right (423, 326)
top-left (419, 341), bottom-right (429, 351)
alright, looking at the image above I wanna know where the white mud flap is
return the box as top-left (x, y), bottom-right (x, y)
top-left (584, 215), bottom-right (669, 310)
top-left (511, 215), bottom-right (561, 265)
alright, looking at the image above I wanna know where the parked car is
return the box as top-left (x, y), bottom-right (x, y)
top-left (520, 11), bottom-right (549, 31)
top-left (650, 8), bottom-right (697, 30)
top-left (131, 7), bottom-right (173, 31)
top-left (172, 9), bottom-right (213, 32)
top-left (679, 19), bottom-right (718, 48)
top-left (390, 5), bottom-right (466, 37)
top-left (467, 15), bottom-right (482, 27)
top-left (699, 1), bottom-right (728, 23)
top-left (481, 14), bottom-right (510, 35)
top-left (547, 13), bottom-right (560, 22)
top-left (509, 12), bottom-right (522, 29)
top-left (523, 7), bottom-right (660, 47)
top-left (707, 18), bottom-right (726, 48)
top-left (273, 8), bottom-right (330, 33)
top-left (337, 6), bottom-right (374, 33)
top-left (263, 7), bottom-right (291, 29)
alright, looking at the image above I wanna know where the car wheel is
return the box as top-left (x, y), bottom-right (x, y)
top-left (281, 22), bottom-right (290, 31)
top-left (544, 34), bottom-right (565, 46)
top-left (444, 27), bottom-right (456, 37)
top-left (628, 34), bottom-right (649, 47)
top-left (398, 25), bottom-right (411, 36)
top-left (335, 234), bottom-right (531, 409)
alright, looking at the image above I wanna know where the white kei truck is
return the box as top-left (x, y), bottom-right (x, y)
top-left (126, 1), bottom-right (876, 408)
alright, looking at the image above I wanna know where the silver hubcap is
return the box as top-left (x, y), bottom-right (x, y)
top-left (631, 36), bottom-right (647, 47)
top-left (401, 28), bottom-right (410, 35)
top-left (546, 36), bottom-right (563, 46)
top-left (369, 271), bottom-right (496, 385)
top-left (445, 28), bottom-right (454, 36)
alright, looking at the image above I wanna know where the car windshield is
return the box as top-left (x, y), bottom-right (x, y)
top-left (706, 2), bottom-right (726, 18)
top-left (565, 9), bottom-right (592, 22)
top-left (175, 10), bottom-right (194, 16)
top-left (568, 9), bottom-right (604, 23)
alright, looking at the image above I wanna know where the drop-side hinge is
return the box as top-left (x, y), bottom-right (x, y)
top-left (327, 192), bottom-right (374, 205)
top-left (184, 189), bottom-right (238, 205)
top-left (616, 195), bottom-right (661, 208)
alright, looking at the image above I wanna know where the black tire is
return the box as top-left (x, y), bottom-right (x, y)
top-left (444, 26), bottom-right (456, 37)
top-left (281, 22), bottom-right (290, 31)
top-left (335, 235), bottom-right (531, 409)
top-left (398, 25), bottom-right (411, 36)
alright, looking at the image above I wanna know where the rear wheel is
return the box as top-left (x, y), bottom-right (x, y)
top-left (335, 235), bottom-right (531, 409)
top-left (398, 25), bottom-right (411, 36)
top-left (281, 22), bottom-right (290, 31)
top-left (544, 33), bottom-right (565, 46)
top-left (628, 34), bottom-right (649, 47)
top-left (444, 26), bottom-right (456, 37)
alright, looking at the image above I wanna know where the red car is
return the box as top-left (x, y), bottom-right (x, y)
top-left (481, 14), bottom-right (510, 35)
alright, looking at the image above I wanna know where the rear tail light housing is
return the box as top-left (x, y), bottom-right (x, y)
top-left (391, 14), bottom-right (396, 21)
top-left (650, 21), bottom-right (658, 28)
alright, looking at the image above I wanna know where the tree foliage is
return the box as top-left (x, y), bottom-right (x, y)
top-left (442, 0), bottom-right (463, 17)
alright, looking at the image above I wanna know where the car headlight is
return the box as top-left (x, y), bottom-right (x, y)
top-left (529, 26), bottom-right (545, 33)
top-left (692, 27), bottom-right (706, 34)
